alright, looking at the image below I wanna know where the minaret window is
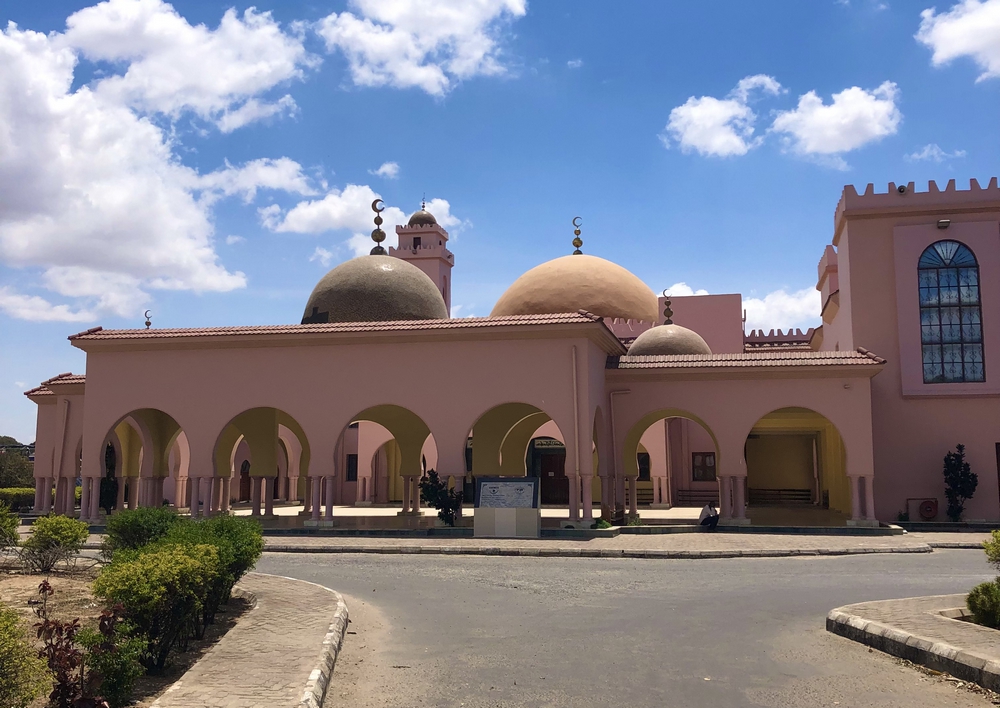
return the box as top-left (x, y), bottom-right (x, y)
top-left (918, 240), bottom-right (984, 383)
top-left (413, 237), bottom-right (422, 248)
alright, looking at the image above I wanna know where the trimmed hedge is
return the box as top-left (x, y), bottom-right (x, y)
top-left (0, 503), bottom-right (17, 552)
top-left (0, 604), bottom-right (51, 708)
top-left (0, 488), bottom-right (34, 512)
top-left (94, 544), bottom-right (220, 671)
top-left (968, 580), bottom-right (1000, 628)
top-left (20, 515), bottom-right (90, 572)
top-left (101, 507), bottom-right (181, 560)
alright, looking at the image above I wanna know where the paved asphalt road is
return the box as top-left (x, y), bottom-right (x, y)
top-left (258, 550), bottom-right (998, 708)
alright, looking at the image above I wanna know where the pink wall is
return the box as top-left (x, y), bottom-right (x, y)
top-left (836, 179), bottom-right (1000, 520)
top-left (661, 294), bottom-right (744, 354)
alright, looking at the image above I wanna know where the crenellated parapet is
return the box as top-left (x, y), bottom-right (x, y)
top-left (604, 317), bottom-right (654, 342)
top-left (744, 328), bottom-right (815, 350)
top-left (834, 177), bottom-right (1000, 242)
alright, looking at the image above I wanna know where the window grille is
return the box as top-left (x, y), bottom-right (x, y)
top-left (918, 240), bottom-right (985, 383)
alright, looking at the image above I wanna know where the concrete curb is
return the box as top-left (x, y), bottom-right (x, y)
top-left (826, 600), bottom-right (1000, 692)
top-left (261, 575), bottom-right (352, 708)
top-left (928, 541), bottom-right (986, 550)
top-left (261, 543), bottom-right (934, 559)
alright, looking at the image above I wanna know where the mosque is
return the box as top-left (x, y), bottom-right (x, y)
top-left (24, 178), bottom-right (1000, 527)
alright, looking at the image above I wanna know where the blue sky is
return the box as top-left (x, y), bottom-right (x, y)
top-left (1, 0), bottom-right (998, 442)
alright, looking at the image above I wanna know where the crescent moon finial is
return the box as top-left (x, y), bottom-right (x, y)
top-left (572, 216), bottom-right (582, 228)
top-left (143, 310), bottom-right (152, 329)
top-left (571, 216), bottom-right (583, 255)
top-left (370, 199), bottom-right (387, 255)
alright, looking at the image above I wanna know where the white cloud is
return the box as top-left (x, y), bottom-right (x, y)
top-left (61, 0), bottom-right (317, 130)
top-left (0, 6), bottom-right (317, 323)
top-left (317, 0), bottom-right (527, 96)
top-left (0, 287), bottom-right (95, 322)
top-left (225, 235), bottom-right (246, 245)
top-left (916, 0), bottom-right (1000, 81)
top-left (662, 74), bottom-right (782, 157)
top-left (309, 246), bottom-right (335, 267)
top-left (905, 143), bottom-right (967, 162)
top-left (742, 287), bottom-right (821, 332)
top-left (663, 282), bottom-right (709, 297)
top-left (769, 82), bottom-right (901, 168)
top-left (567, 58), bottom-right (583, 69)
top-left (369, 161), bottom-right (400, 179)
top-left (264, 188), bottom-right (464, 257)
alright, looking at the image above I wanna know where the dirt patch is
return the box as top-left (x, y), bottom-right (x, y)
top-left (1, 569), bottom-right (250, 708)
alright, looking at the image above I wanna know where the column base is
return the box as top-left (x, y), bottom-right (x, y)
top-left (303, 519), bottom-right (336, 528)
top-left (720, 517), bottom-right (751, 526)
top-left (648, 503), bottom-right (672, 509)
top-left (354, 501), bottom-right (373, 507)
top-left (847, 519), bottom-right (880, 528)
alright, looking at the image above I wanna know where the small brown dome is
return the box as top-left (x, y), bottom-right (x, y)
top-left (301, 255), bottom-right (448, 324)
top-left (408, 209), bottom-right (437, 227)
top-left (491, 254), bottom-right (658, 321)
top-left (628, 324), bottom-right (712, 356)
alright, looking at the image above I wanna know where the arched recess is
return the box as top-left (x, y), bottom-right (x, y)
top-left (213, 407), bottom-right (311, 515)
top-left (337, 405), bottom-right (436, 505)
top-left (468, 402), bottom-right (569, 506)
top-left (743, 406), bottom-right (851, 525)
top-left (101, 408), bottom-right (185, 511)
top-left (622, 409), bottom-right (721, 513)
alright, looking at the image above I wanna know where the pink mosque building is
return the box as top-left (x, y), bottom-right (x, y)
top-left (24, 178), bottom-right (1000, 528)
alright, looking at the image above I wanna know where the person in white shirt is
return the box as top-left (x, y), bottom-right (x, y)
top-left (698, 502), bottom-right (719, 531)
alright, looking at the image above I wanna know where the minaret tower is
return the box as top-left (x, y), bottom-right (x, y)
top-left (389, 201), bottom-right (455, 313)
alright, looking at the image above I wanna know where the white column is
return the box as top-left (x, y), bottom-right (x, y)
top-left (411, 477), bottom-right (421, 512)
top-left (222, 477), bottom-right (232, 513)
top-left (264, 477), bottom-right (275, 516)
top-left (863, 475), bottom-right (876, 520)
top-left (567, 475), bottom-right (580, 521)
top-left (200, 477), bottom-right (212, 519)
top-left (90, 478), bottom-right (101, 520)
top-left (401, 477), bottom-right (411, 513)
top-left (849, 475), bottom-right (862, 520)
top-left (581, 475), bottom-right (594, 521)
top-left (628, 477), bottom-right (638, 517)
top-left (250, 477), bottom-right (261, 516)
top-left (733, 476), bottom-right (746, 520)
top-left (40, 478), bottom-right (52, 513)
top-left (324, 475), bottom-right (335, 520)
top-left (127, 478), bottom-right (139, 510)
top-left (80, 477), bottom-right (92, 522)
top-left (311, 477), bottom-right (322, 521)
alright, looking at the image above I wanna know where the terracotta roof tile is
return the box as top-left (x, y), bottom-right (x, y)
top-left (69, 311), bottom-right (605, 341)
top-left (23, 385), bottom-right (53, 397)
top-left (43, 373), bottom-right (85, 385)
top-left (608, 348), bottom-right (886, 370)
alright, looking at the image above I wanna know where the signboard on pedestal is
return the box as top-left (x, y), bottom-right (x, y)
top-left (473, 477), bottom-right (540, 538)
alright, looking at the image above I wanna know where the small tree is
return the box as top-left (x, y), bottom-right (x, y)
top-left (0, 502), bottom-right (18, 554)
top-left (418, 470), bottom-right (463, 527)
top-left (943, 444), bottom-right (978, 522)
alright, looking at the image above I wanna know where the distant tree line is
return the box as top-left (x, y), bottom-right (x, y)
top-left (0, 435), bottom-right (34, 488)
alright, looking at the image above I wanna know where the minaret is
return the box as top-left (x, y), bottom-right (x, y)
top-left (389, 201), bottom-right (455, 313)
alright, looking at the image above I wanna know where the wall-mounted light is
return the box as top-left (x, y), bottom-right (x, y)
top-left (937, 219), bottom-right (951, 229)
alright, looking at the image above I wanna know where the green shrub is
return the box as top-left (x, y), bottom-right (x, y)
top-left (944, 443), bottom-right (978, 522)
top-left (74, 486), bottom-right (81, 505)
top-left (78, 620), bottom-right (147, 708)
top-left (595, 518), bottom-right (613, 529)
top-left (94, 544), bottom-right (219, 671)
top-left (202, 515), bottom-right (263, 587)
top-left (0, 502), bottom-right (18, 553)
top-left (984, 530), bottom-right (1000, 570)
top-left (20, 515), bottom-right (90, 573)
top-left (968, 580), bottom-right (1000, 628)
top-left (101, 507), bottom-right (181, 561)
top-left (0, 604), bottom-right (51, 708)
top-left (0, 488), bottom-right (35, 512)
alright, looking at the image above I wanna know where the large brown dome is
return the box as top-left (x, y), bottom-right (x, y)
top-left (490, 254), bottom-right (658, 322)
top-left (301, 256), bottom-right (448, 324)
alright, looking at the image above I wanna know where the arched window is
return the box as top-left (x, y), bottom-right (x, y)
top-left (918, 240), bottom-right (984, 383)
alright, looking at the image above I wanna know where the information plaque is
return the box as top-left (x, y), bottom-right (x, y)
top-left (475, 477), bottom-right (539, 508)
top-left (473, 477), bottom-right (541, 538)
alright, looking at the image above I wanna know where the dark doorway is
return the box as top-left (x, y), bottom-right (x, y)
top-left (239, 459), bottom-right (251, 502)
top-left (528, 438), bottom-right (567, 505)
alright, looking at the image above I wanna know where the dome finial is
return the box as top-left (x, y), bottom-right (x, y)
top-left (370, 198), bottom-right (387, 255)
top-left (661, 292), bottom-right (674, 324)
top-left (571, 216), bottom-right (583, 255)
top-left (422, 192), bottom-right (426, 210)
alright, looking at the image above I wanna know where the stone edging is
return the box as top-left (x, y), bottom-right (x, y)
top-left (250, 574), bottom-right (352, 708)
top-left (262, 544), bottom-right (933, 559)
top-left (827, 603), bottom-right (1000, 692)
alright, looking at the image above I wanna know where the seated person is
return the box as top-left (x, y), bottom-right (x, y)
top-left (698, 502), bottom-right (719, 531)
